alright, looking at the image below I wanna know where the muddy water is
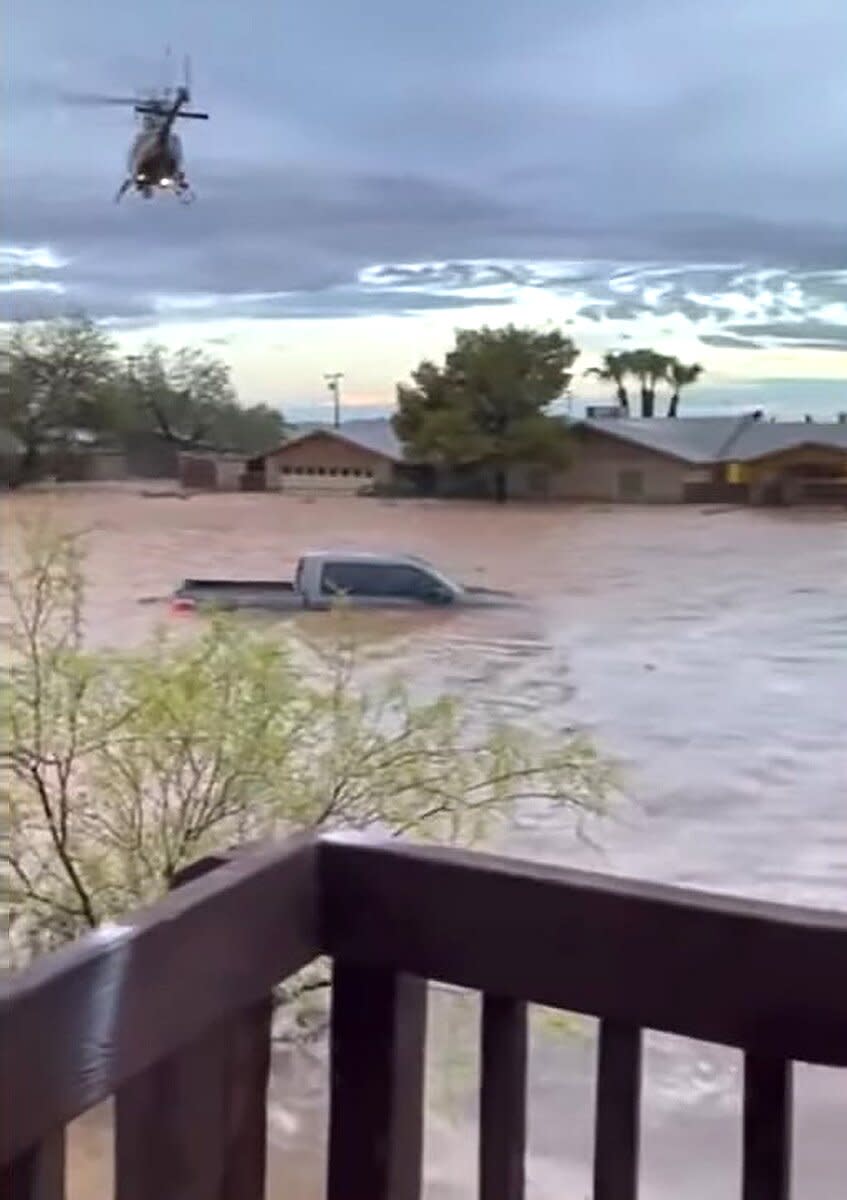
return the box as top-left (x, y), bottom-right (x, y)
top-left (4, 486), bottom-right (847, 1198)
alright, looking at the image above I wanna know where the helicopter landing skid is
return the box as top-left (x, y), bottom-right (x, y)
top-left (111, 177), bottom-right (195, 204)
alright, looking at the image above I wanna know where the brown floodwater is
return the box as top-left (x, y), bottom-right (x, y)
top-left (3, 485), bottom-right (846, 1198)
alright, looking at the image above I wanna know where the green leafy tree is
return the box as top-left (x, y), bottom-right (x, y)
top-left (206, 400), bottom-right (286, 455)
top-left (666, 360), bottom-right (704, 417)
top-left (584, 351), bottom-right (631, 413)
top-left (394, 325), bottom-right (579, 502)
top-left (1, 318), bottom-right (118, 476)
top-left (1, 522), bottom-right (613, 961)
top-left (124, 344), bottom-right (235, 445)
top-left (123, 343), bottom-right (285, 453)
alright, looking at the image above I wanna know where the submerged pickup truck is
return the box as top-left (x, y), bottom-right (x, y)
top-left (172, 551), bottom-right (516, 613)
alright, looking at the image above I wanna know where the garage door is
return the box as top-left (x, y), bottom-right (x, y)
top-left (277, 465), bottom-right (375, 491)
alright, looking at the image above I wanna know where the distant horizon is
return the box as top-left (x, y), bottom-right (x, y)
top-left (273, 379), bottom-right (847, 429)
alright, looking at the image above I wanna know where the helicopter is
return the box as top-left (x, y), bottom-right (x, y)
top-left (69, 55), bottom-right (208, 204)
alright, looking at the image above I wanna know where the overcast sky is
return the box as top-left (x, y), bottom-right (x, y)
top-left (4, 0), bottom-right (847, 418)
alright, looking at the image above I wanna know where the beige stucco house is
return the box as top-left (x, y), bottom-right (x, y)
top-left (261, 420), bottom-right (403, 492)
top-left (255, 413), bottom-right (847, 504)
top-left (512, 415), bottom-right (847, 502)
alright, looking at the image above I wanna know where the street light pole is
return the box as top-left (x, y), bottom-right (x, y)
top-left (324, 372), bottom-right (343, 428)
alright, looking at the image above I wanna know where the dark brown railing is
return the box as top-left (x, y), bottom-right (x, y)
top-left (3, 833), bottom-right (847, 1199)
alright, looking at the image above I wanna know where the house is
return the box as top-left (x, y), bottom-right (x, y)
top-left (529, 416), bottom-right (745, 502)
top-left (511, 414), bottom-right (847, 503)
top-left (253, 414), bottom-right (847, 504)
top-left (718, 418), bottom-right (847, 504)
top-left (260, 419), bottom-right (407, 493)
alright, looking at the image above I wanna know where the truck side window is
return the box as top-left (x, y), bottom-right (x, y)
top-left (321, 562), bottom-right (444, 599)
top-left (377, 565), bottom-right (440, 598)
top-left (321, 562), bottom-right (374, 596)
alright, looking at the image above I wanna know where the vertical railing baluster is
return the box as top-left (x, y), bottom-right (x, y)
top-left (327, 962), bottom-right (428, 1200)
top-left (742, 1055), bottom-right (792, 1200)
top-left (114, 999), bottom-right (273, 1200)
top-left (593, 1020), bottom-right (642, 1200)
top-left (479, 995), bottom-right (528, 1200)
top-left (2, 1129), bottom-right (65, 1200)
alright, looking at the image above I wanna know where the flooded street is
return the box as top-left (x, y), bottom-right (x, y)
top-left (4, 487), bottom-right (846, 1197)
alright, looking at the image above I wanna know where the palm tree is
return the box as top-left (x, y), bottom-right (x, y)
top-left (623, 349), bottom-right (670, 418)
top-left (584, 351), bottom-right (630, 414)
top-left (666, 360), bottom-right (703, 417)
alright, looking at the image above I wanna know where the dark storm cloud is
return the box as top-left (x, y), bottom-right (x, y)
top-left (5, 0), bottom-right (846, 329)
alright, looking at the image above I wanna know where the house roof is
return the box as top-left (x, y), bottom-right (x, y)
top-left (579, 416), bottom-right (748, 464)
top-left (579, 414), bottom-right (847, 464)
top-left (269, 414), bottom-right (847, 469)
top-left (270, 419), bottom-right (404, 463)
top-left (723, 420), bottom-right (847, 462)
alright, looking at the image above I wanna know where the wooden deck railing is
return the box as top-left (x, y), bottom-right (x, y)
top-left (2, 833), bottom-right (847, 1199)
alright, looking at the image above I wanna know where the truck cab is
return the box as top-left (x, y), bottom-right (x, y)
top-left (300, 552), bottom-right (459, 608)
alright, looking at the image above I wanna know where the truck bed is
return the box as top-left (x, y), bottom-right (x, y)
top-left (175, 579), bottom-right (303, 611)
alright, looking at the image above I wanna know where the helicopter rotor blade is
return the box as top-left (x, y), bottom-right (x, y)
top-left (61, 91), bottom-right (142, 108)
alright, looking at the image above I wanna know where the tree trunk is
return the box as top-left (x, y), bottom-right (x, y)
top-left (641, 388), bottom-right (654, 419)
top-left (494, 468), bottom-right (508, 504)
top-left (616, 385), bottom-right (629, 414)
top-left (21, 439), bottom-right (41, 482)
top-left (668, 392), bottom-right (680, 418)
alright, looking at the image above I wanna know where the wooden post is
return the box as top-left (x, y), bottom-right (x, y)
top-left (327, 962), bottom-right (428, 1200)
top-left (593, 1021), bottom-right (642, 1200)
top-left (1, 1130), bottom-right (65, 1200)
top-left (742, 1055), bottom-right (792, 1200)
top-left (115, 851), bottom-right (274, 1200)
top-left (115, 999), bottom-right (272, 1200)
top-left (479, 995), bottom-right (527, 1200)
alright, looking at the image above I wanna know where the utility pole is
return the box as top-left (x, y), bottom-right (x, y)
top-left (324, 372), bottom-right (343, 428)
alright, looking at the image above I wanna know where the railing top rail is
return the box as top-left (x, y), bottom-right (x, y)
top-left (322, 836), bottom-right (847, 1067)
